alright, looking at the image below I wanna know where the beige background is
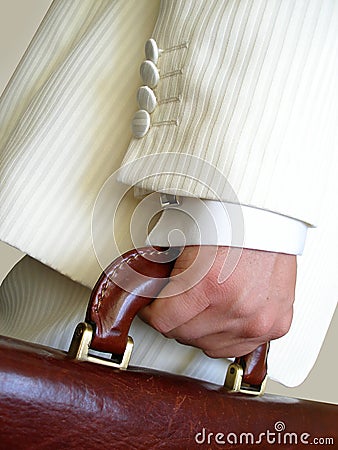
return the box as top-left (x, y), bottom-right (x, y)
top-left (0, 0), bottom-right (337, 404)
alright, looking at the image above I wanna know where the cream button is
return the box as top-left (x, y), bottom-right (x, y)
top-left (131, 110), bottom-right (150, 138)
top-left (140, 60), bottom-right (159, 88)
top-left (145, 38), bottom-right (159, 64)
top-left (137, 86), bottom-right (157, 113)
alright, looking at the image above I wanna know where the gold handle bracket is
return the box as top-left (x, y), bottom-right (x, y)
top-left (224, 362), bottom-right (267, 396)
top-left (67, 322), bottom-right (133, 370)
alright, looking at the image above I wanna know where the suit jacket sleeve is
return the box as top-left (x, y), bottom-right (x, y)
top-left (0, 0), bottom-right (160, 287)
top-left (119, 0), bottom-right (338, 227)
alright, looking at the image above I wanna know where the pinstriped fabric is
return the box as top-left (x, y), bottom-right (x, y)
top-left (0, 0), bottom-right (160, 287)
top-left (0, 256), bottom-right (89, 350)
top-left (119, 0), bottom-right (338, 227)
top-left (0, 1), bottom-right (109, 149)
top-left (268, 145), bottom-right (338, 386)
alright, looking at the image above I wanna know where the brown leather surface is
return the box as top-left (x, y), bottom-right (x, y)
top-left (0, 336), bottom-right (336, 450)
top-left (87, 246), bottom-right (269, 386)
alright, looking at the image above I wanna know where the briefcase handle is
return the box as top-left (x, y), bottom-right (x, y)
top-left (68, 247), bottom-right (268, 395)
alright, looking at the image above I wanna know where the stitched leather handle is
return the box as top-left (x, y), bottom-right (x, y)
top-left (86, 247), bottom-right (268, 385)
top-left (86, 247), bottom-right (179, 355)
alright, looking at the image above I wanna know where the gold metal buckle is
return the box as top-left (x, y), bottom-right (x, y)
top-left (68, 322), bottom-right (133, 370)
top-left (224, 362), bottom-right (267, 396)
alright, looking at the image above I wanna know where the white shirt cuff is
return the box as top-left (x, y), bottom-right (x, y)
top-left (147, 196), bottom-right (308, 255)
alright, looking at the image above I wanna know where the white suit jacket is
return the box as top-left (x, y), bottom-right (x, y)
top-left (0, 0), bottom-right (337, 386)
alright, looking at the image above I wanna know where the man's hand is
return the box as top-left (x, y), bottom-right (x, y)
top-left (139, 246), bottom-right (296, 358)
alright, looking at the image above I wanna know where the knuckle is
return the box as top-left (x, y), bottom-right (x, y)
top-left (148, 315), bottom-right (173, 334)
top-left (269, 311), bottom-right (293, 340)
top-left (236, 301), bottom-right (257, 320)
top-left (242, 313), bottom-right (274, 339)
top-left (199, 277), bottom-right (218, 306)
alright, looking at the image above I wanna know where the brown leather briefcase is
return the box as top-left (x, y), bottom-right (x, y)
top-left (0, 247), bottom-right (336, 449)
